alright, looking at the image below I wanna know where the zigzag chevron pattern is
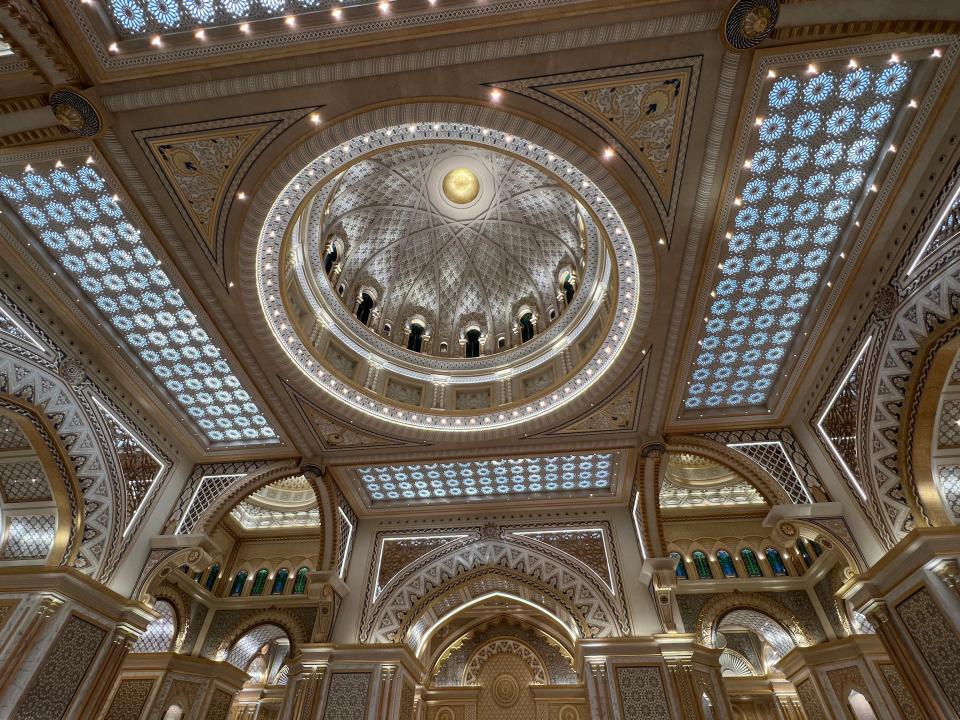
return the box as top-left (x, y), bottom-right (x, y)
top-left (364, 539), bottom-right (626, 644)
top-left (0, 348), bottom-right (116, 577)
top-left (869, 266), bottom-right (960, 542)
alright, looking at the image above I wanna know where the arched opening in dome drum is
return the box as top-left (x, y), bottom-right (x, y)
top-left (407, 323), bottom-right (424, 353)
top-left (562, 276), bottom-right (575, 304)
top-left (356, 293), bottom-right (374, 326)
top-left (519, 313), bottom-right (535, 343)
top-left (465, 329), bottom-right (481, 358)
top-left (324, 244), bottom-right (338, 275)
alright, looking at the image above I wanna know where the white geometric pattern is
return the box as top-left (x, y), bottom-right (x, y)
top-left (659, 478), bottom-right (764, 508)
top-left (0, 161), bottom-right (276, 446)
top-left (938, 465), bottom-right (960, 522)
top-left (0, 461), bottom-right (52, 503)
top-left (130, 598), bottom-right (176, 653)
top-left (259, 122), bottom-right (641, 433)
top-left (175, 473), bottom-right (245, 534)
top-left (685, 56), bottom-right (913, 409)
top-left (314, 142), bottom-right (588, 356)
top-left (1, 514), bottom-right (55, 559)
top-left (0, 338), bottom-right (114, 576)
top-left (463, 639), bottom-right (547, 685)
top-left (937, 399), bottom-right (960, 447)
top-left (0, 415), bottom-right (29, 450)
top-left (225, 624), bottom-right (288, 671)
top-left (352, 452), bottom-right (618, 506)
top-left (363, 537), bottom-right (626, 645)
top-left (869, 266), bottom-right (960, 542)
top-left (727, 441), bottom-right (813, 503)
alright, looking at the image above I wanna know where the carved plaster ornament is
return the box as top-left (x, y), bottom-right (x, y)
top-left (723, 0), bottom-right (780, 50)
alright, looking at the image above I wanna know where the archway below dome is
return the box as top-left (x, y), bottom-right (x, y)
top-left (420, 610), bottom-right (587, 720)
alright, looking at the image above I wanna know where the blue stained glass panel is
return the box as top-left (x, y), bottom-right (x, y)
top-left (717, 549), bottom-right (737, 578)
top-left (229, 570), bottom-right (247, 596)
top-left (765, 547), bottom-right (788, 576)
top-left (685, 58), bottom-right (913, 410)
top-left (0, 161), bottom-right (277, 445)
top-left (671, 552), bottom-right (688, 580)
top-left (356, 453), bottom-right (616, 504)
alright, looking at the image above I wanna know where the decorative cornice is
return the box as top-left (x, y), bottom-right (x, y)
top-left (100, 10), bottom-right (723, 109)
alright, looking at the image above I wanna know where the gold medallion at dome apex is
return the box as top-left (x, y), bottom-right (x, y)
top-left (442, 167), bottom-right (480, 204)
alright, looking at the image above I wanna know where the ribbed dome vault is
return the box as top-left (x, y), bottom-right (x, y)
top-left (316, 143), bottom-right (590, 357)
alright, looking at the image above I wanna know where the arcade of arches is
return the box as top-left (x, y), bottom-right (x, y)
top-left (0, 1), bottom-right (959, 718)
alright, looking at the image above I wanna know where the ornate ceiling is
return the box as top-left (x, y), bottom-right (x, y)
top-left (312, 141), bottom-right (589, 358)
top-left (0, 0), bottom-right (958, 521)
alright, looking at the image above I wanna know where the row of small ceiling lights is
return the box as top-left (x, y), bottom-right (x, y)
top-left (98, 0), bottom-right (441, 53)
top-left (236, 89), bottom-right (666, 248)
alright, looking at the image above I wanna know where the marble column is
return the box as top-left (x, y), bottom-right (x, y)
top-left (0, 567), bottom-right (153, 719)
top-left (776, 634), bottom-right (918, 719)
top-left (841, 527), bottom-right (960, 719)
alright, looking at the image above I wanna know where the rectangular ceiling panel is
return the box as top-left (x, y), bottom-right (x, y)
top-left (0, 151), bottom-right (279, 447)
top-left (677, 37), bottom-right (956, 420)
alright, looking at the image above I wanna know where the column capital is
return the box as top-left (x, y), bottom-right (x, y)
top-left (934, 558), bottom-right (960, 596)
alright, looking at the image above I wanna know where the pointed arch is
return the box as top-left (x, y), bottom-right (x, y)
top-left (362, 537), bottom-right (627, 649)
top-left (664, 435), bottom-right (792, 506)
top-left (695, 591), bottom-right (814, 649)
top-left (904, 327), bottom-right (960, 528)
top-left (203, 608), bottom-right (310, 661)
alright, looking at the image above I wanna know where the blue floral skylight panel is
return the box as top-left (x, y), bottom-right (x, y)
top-left (685, 59), bottom-right (912, 410)
top-left (356, 453), bottom-right (618, 505)
top-left (0, 162), bottom-right (277, 445)
top-left (109, 0), bottom-right (361, 38)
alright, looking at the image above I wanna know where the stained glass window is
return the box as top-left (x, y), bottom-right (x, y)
top-left (693, 550), bottom-right (713, 580)
top-left (717, 549), bottom-right (738, 578)
top-left (741, 548), bottom-right (763, 577)
top-left (765, 548), bottom-right (788, 576)
top-left (229, 570), bottom-right (247, 597)
top-left (292, 567), bottom-right (309, 594)
top-left (685, 58), bottom-right (913, 409)
top-left (0, 161), bottom-right (276, 446)
top-left (205, 564), bottom-right (220, 592)
top-left (671, 552), bottom-right (688, 580)
top-left (796, 539), bottom-right (814, 567)
top-left (250, 568), bottom-right (269, 596)
top-left (810, 540), bottom-right (824, 557)
top-left (271, 568), bottom-right (289, 595)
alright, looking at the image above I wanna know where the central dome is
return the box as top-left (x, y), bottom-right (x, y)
top-left (258, 121), bottom-right (643, 434)
top-left (314, 142), bottom-right (590, 359)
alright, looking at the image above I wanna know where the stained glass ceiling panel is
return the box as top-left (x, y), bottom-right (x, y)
top-left (0, 156), bottom-right (278, 447)
top-left (683, 48), bottom-right (925, 412)
top-left (104, 0), bottom-right (547, 39)
top-left (108, 0), bottom-right (368, 37)
top-left (348, 451), bottom-right (622, 507)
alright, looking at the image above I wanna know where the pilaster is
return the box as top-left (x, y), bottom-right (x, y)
top-left (841, 527), bottom-right (960, 719)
